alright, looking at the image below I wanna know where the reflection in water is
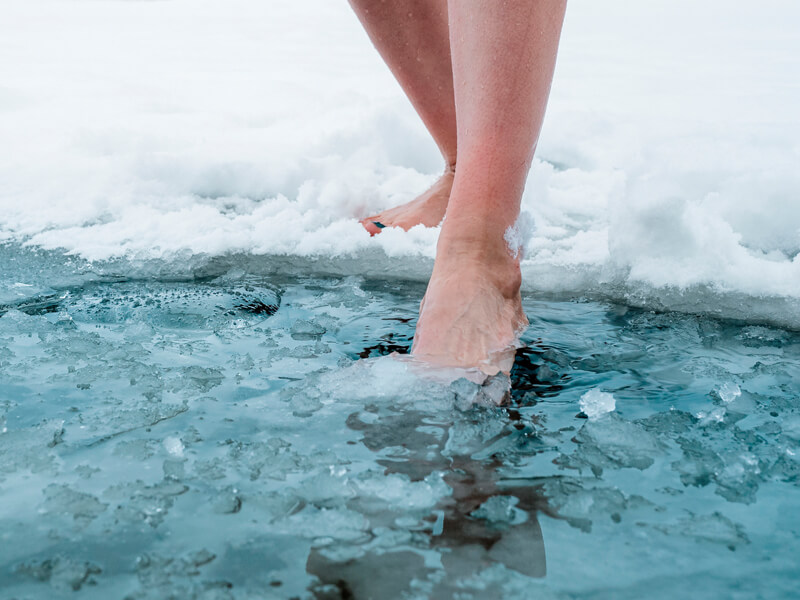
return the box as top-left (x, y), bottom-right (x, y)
top-left (306, 394), bottom-right (553, 598)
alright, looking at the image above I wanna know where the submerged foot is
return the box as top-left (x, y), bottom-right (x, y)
top-left (360, 169), bottom-right (454, 236)
top-left (411, 241), bottom-right (528, 376)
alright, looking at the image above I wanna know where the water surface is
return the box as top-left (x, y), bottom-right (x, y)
top-left (1, 246), bottom-right (799, 599)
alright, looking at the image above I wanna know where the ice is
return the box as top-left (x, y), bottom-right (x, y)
top-left (15, 556), bottom-right (102, 592)
top-left (737, 325), bottom-right (790, 347)
top-left (353, 471), bottom-right (449, 512)
top-left (290, 319), bottom-right (326, 340)
top-left (781, 416), bottom-right (800, 442)
top-left (132, 550), bottom-right (223, 600)
top-left (1, 269), bottom-right (800, 598)
top-left (104, 480), bottom-right (189, 528)
top-left (717, 382), bottom-right (742, 404)
top-left (697, 407), bottom-right (728, 426)
top-left (281, 506), bottom-right (371, 542)
top-left (0, 1), bottom-right (798, 327)
top-left (714, 453), bottom-right (763, 505)
top-left (450, 375), bottom-right (512, 409)
top-left (652, 512), bottom-right (750, 550)
top-left (560, 413), bottom-right (664, 476)
top-left (579, 388), bottom-right (616, 418)
top-left (543, 478), bottom-right (655, 533)
top-left (212, 489), bottom-right (243, 514)
top-left (176, 367), bottom-right (225, 394)
top-left (470, 495), bottom-right (525, 528)
top-left (163, 436), bottom-right (185, 458)
top-left (307, 547), bottom-right (431, 600)
top-left (114, 439), bottom-right (158, 461)
top-left (41, 484), bottom-right (107, 525)
top-left (0, 420), bottom-right (64, 477)
top-left (287, 354), bottom-right (511, 413)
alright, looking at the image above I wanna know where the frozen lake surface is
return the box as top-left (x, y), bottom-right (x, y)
top-left (1, 0), bottom-right (799, 597)
top-left (1, 244), bottom-right (799, 599)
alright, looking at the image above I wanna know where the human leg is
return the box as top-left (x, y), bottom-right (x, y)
top-left (411, 0), bottom-right (567, 374)
top-left (348, 0), bottom-right (457, 234)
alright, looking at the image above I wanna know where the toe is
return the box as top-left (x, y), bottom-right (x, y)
top-left (360, 217), bottom-right (384, 236)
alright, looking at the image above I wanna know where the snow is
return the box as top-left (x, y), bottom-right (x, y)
top-left (0, 0), bottom-right (798, 326)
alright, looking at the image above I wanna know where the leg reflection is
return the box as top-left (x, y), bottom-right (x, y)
top-left (435, 455), bottom-right (547, 580)
top-left (307, 406), bottom-right (549, 598)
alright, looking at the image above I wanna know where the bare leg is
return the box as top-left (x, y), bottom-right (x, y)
top-left (411, 0), bottom-right (567, 374)
top-left (348, 0), bottom-right (457, 235)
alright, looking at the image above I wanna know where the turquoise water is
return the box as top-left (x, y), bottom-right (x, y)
top-left (1, 244), bottom-right (799, 599)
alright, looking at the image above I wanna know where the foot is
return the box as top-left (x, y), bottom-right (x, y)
top-left (360, 169), bottom-right (454, 236)
top-left (411, 238), bottom-right (528, 376)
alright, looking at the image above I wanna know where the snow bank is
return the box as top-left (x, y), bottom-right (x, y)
top-left (1, 0), bottom-right (798, 325)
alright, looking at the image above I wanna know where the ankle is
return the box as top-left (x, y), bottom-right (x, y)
top-left (434, 233), bottom-right (522, 297)
top-left (438, 212), bottom-right (516, 257)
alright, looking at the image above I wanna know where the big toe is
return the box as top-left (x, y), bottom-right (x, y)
top-left (360, 217), bottom-right (385, 237)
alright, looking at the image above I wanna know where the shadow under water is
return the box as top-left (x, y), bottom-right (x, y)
top-left (307, 401), bottom-right (555, 599)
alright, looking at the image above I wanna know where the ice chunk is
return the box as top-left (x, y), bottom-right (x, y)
top-left (0, 419), bottom-right (64, 475)
top-left (162, 458), bottom-right (185, 480)
top-left (134, 550), bottom-right (217, 592)
top-left (714, 453), bottom-right (763, 505)
top-left (654, 512), bottom-right (750, 550)
top-left (737, 325), bottom-right (790, 347)
top-left (290, 318), bottom-right (326, 340)
top-left (295, 468), bottom-right (356, 508)
top-left (450, 375), bottom-right (511, 410)
top-left (42, 484), bottom-right (107, 524)
top-left (697, 407), bottom-right (727, 425)
top-left (177, 366), bottom-right (224, 393)
top-left (543, 478), bottom-right (654, 532)
top-left (561, 414), bottom-right (663, 475)
top-left (15, 556), bottom-right (102, 592)
top-left (470, 495), bottom-right (524, 528)
top-left (717, 382), bottom-right (742, 403)
top-left (353, 471), bottom-right (448, 511)
top-left (212, 488), bottom-right (243, 514)
top-left (280, 506), bottom-right (370, 542)
top-left (114, 439), bottom-right (158, 460)
top-left (299, 355), bottom-right (502, 412)
top-left (104, 480), bottom-right (188, 527)
top-left (163, 436), bottom-right (184, 457)
top-left (579, 389), bottom-right (616, 418)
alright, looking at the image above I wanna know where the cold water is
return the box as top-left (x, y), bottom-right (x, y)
top-left (1, 244), bottom-right (799, 599)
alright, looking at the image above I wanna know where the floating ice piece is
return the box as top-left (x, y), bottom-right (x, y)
top-left (697, 407), bottom-right (727, 425)
top-left (579, 389), bottom-right (616, 418)
top-left (470, 495), bottom-right (527, 527)
top-left (567, 414), bottom-right (662, 473)
top-left (450, 375), bottom-right (511, 409)
top-left (163, 436), bottom-right (184, 457)
top-left (290, 319), bottom-right (326, 340)
top-left (42, 484), bottom-right (107, 522)
top-left (718, 382), bottom-right (742, 403)
top-left (15, 556), bottom-right (102, 592)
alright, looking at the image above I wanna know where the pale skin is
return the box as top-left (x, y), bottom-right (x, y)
top-left (350, 0), bottom-right (567, 374)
